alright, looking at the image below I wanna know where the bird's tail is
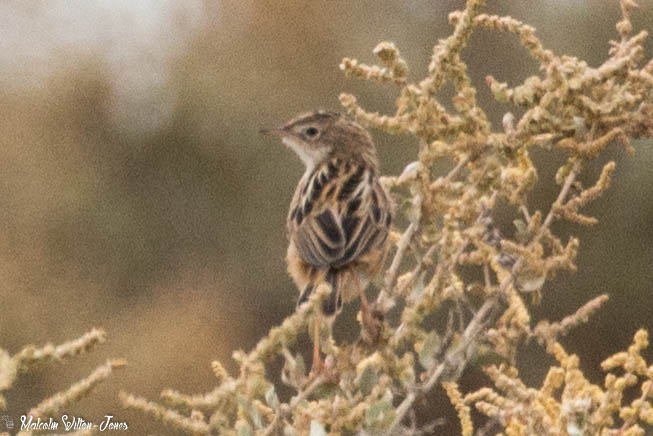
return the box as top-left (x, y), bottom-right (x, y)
top-left (296, 268), bottom-right (343, 316)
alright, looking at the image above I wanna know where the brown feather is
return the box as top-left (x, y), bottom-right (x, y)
top-left (266, 111), bottom-right (393, 318)
top-left (287, 159), bottom-right (392, 312)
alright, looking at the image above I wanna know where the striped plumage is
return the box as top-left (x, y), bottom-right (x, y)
top-left (287, 157), bottom-right (392, 315)
top-left (262, 111), bottom-right (392, 373)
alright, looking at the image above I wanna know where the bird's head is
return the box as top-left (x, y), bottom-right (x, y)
top-left (261, 111), bottom-right (378, 171)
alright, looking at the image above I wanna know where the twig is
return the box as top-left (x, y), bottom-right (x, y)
top-left (618, 379), bottom-right (652, 434)
top-left (386, 294), bottom-right (500, 434)
top-left (444, 154), bottom-right (473, 183)
top-left (384, 223), bottom-right (418, 291)
top-left (262, 375), bottom-right (327, 435)
top-left (542, 160), bottom-right (581, 231)
top-left (386, 158), bottom-right (583, 432)
top-left (383, 152), bottom-right (472, 296)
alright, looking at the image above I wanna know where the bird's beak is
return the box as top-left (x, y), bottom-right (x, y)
top-left (259, 127), bottom-right (287, 137)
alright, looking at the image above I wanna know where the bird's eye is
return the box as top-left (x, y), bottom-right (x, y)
top-left (305, 127), bottom-right (319, 137)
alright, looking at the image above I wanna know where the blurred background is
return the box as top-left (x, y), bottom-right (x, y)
top-left (1, 1), bottom-right (651, 434)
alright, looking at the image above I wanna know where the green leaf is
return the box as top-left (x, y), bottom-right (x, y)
top-left (355, 365), bottom-right (378, 397)
top-left (309, 421), bottom-right (327, 436)
top-left (295, 355), bottom-right (306, 379)
top-left (265, 385), bottom-right (279, 408)
top-left (516, 272), bottom-right (546, 293)
top-left (237, 394), bottom-right (262, 429)
top-left (312, 380), bottom-right (340, 399)
top-left (282, 353), bottom-right (306, 388)
top-left (365, 391), bottom-right (396, 430)
top-left (555, 159), bottom-right (575, 185)
top-left (513, 219), bottom-right (529, 243)
top-left (235, 419), bottom-right (253, 436)
top-left (470, 344), bottom-right (510, 367)
top-left (409, 272), bottom-right (425, 301)
top-left (283, 424), bottom-right (298, 436)
top-left (418, 330), bottom-right (440, 370)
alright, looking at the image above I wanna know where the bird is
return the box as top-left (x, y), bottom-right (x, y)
top-left (261, 111), bottom-right (393, 374)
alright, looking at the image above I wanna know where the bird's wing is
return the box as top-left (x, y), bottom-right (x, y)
top-left (289, 161), bottom-right (391, 270)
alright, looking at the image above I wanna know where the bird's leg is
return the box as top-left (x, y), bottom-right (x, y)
top-left (310, 317), bottom-right (325, 375)
top-left (359, 288), bottom-right (381, 343)
top-left (359, 287), bottom-right (371, 320)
